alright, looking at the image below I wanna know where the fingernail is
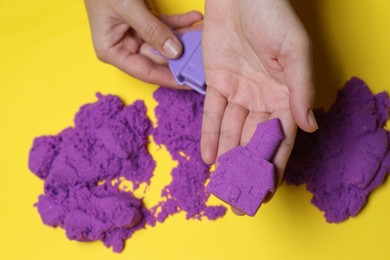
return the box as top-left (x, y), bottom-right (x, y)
top-left (162, 38), bottom-right (180, 59)
top-left (308, 110), bottom-right (319, 130)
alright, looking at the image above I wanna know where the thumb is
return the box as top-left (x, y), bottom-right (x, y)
top-left (284, 41), bottom-right (318, 133)
top-left (122, 1), bottom-right (182, 59)
top-left (285, 32), bottom-right (318, 132)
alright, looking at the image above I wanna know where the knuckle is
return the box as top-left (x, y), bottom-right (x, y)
top-left (201, 129), bottom-right (220, 137)
top-left (142, 22), bottom-right (163, 44)
top-left (284, 30), bottom-right (311, 54)
top-left (94, 44), bottom-right (110, 63)
top-left (284, 140), bottom-right (295, 151)
top-left (203, 109), bottom-right (223, 122)
top-left (296, 31), bottom-right (312, 52)
top-left (220, 129), bottom-right (240, 140)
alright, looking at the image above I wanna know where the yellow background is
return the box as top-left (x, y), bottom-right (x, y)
top-left (1, 0), bottom-right (390, 259)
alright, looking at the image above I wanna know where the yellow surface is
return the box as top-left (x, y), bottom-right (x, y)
top-left (1, 0), bottom-right (390, 259)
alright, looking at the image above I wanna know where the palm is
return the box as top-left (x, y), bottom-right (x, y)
top-left (201, 0), bottom-right (314, 190)
top-left (204, 22), bottom-right (292, 126)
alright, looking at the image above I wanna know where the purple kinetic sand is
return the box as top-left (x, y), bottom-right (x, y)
top-left (29, 94), bottom-right (156, 252)
top-left (207, 118), bottom-right (284, 216)
top-left (152, 87), bottom-right (226, 221)
top-left (29, 89), bottom-right (226, 253)
top-left (285, 77), bottom-right (390, 223)
top-left (29, 75), bottom-right (389, 254)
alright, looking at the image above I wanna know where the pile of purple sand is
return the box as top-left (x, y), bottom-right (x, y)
top-left (285, 77), bottom-right (390, 223)
top-left (152, 87), bottom-right (226, 221)
top-left (29, 77), bottom-right (390, 252)
top-left (29, 94), bottom-right (156, 252)
top-left (28, 90), bottom-right (226, 253)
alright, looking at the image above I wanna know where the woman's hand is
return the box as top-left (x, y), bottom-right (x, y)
top-left (201, 0), bottom-right (317, 214)
top-left (84, 0), bottom-right (203, 88)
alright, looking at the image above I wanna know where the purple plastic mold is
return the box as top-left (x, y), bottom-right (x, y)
top-left (155, 31), bottom-right (206, 94)
top-left (206, 118), bottom-right (284, 216)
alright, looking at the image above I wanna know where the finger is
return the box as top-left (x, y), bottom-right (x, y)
top-left (175, 23), bottom-right (204, 34)
top-left (201, 88), bottom-right (227, 164)
top-left (240, 110), bottom-right (296, 203)
top-left (159, 11), bottom-right (203, 29)
top-left (240, 111), bottom-right (272, 146)
top-left (239, 111), bottom-right (272, 204)
top-left (261, 113), bottom-right (296, 203)
top-left (120, 1), bottom-right (183, 59)
top-left (282, 34), bottom-right (318, 133)
top-left (271, 111), bottom-right (297, 187)
top-left (216, 104), bottom-right (253, 217)
top-left (217, 103), bottom-right (248, 161)
top-left (109, 53), bottom-right (187, 89)
top-left (139, 43), bottom-right (168, 65)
